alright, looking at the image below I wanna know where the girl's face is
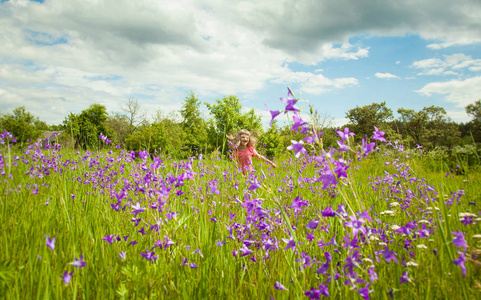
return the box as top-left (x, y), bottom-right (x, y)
top-left (240, 134), bottom-right (250, 146)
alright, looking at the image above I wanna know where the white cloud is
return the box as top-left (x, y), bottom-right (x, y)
top-left (416, 76), bottom-right (481, 109)
top-left (412, 53), bottom-right (481, 76)
top-left (375, 72), bottom-right (399, 79)
top-left (271, 67), bottom-right (358, 95)
top-left (0, 0), bottom-right (480, 125)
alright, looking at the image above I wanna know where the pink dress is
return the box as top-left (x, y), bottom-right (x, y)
top-left (233, 146), bottom-right (259, 173)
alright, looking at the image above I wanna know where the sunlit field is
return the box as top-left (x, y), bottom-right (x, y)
top-left (1, 90), bottom-right (481, 299)
top-left (1, 130), bottom-right (480, 300)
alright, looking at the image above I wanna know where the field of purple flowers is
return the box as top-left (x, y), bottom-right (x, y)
top-left (1, 91), bottom-right (480, 299)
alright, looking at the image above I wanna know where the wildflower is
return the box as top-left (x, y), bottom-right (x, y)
top-left (192, 248), bottom-right (204, 257)
top-left (343, 215), bottom-right (367, 237)
top-left (70, 254), bottom-right (86, 268)
top-left (103, 234), bottom-right (115, 244)
top-left (372, 126), bottom-right (387, 142)
top-left (336, 127), bottom-right (355, 142)
top-left (46, 236), bottom-right (55, 251)
top-left (282, 238), bottom-right (296, 251)
top-left (399, 271), bottom-right (410, 284)
top-left (264, 104), bottom-right (281, 126)
top-left (60, 271), bottom-right (73, 285)
top-left (140, 250), bottom-right (158, 261)
top-left (417, 244), bottom-right (428, 250)
top-left (118, 251), bottom-right (126, 260)
top-left (274, 281), bottom-right (287, 290)
top-left (358, 286), bottom-right (372, 299)
top-left (131, 202), bottom-right (145, 217)
top-left (451, 231), bottom-right (468, 251)
top-left (306, 219), bottom-right (319, 230)
top-left (287, 140), bottom-right (307, 158)
top-left (453, 251), bottom-right (466, 277)
top-left (291, 113), bottom-right (307, 132)
top-left (406, 261), bottom-right (418, 267)
top-left (321, 206), bottom-right (336, 217)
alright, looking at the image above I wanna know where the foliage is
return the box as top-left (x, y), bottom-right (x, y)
top-left (345, 101), bottom-right (393, 140)
top-left (180, 92), bottom-right (207, 157)
top-left (205, 95), bottom-right (262, 154)
top-left (0, 106), bottom-right (45, 145)
top-left (63, 104), bottom-right (110, 149)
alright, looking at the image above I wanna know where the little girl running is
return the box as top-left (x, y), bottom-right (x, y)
top-left (227, 129), bottom-right (277, 174)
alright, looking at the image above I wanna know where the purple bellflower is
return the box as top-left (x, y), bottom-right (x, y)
top-left (70, 254), bottom-right (86, 268)
top-left (46, 236), bottom-right (55, 250)
top-left (60, 271), bottom-right (73, 285)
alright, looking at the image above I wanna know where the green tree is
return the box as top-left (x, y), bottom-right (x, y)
top-left (464, 100), bottom-right (481, 143)
top-left (345, 102), bottom-right (393, 140)
top-left (0, 106), bottom-right (44, 145)
top-left (205, 95), bottom-right (263, 154)
top-left (397, 106), bottom-right (460, 149)
top-left (106, 112), bottom-right (131, 147)
top-left (180, 92), bottom-right (207, 156)
top-left (63, 104), bottom-right (109, 149)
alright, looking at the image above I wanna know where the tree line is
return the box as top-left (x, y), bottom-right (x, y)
top-left (1, 93), bottom-right (480, 159)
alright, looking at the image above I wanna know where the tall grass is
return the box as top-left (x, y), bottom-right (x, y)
top-left (0, 136), bottom-right (480, 299)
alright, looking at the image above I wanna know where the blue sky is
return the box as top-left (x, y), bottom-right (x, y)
top-left (0, 0), bottom-right (480, 127)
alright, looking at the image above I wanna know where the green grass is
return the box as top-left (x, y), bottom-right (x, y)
top-left (0, 144), bottom-right (480, 299)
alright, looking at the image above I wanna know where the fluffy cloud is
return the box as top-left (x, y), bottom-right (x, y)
top-left (413, 53), bottom-right (481, 76)
top-left (375, 72), bottom-right (399, 79)
top-left (416, 76), bottom-right (481, 109)
top-left (0, 0), bottom-right (480, 124)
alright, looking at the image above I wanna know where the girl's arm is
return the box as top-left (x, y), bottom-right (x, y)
top-left (259, 155), bottom-right (277, 168)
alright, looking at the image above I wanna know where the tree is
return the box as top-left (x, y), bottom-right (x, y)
top-left (345, 102), bottom-right (393, 140)
top-left (466, 100), bottom-right (481, 122)
top-left (122, 98), bottom-right (146, 134)
top-left (205, 95), bottom-right (263, 154)
top-left (63, 104), bottom-right (109, 149)
top-left (180, 92), bottom-right (207, 156)
top-left (398, 106), bottom-right (460, 149)
top-left (106, 112), bottom-right (130, 147)
top-left (464, 99), bottom-right (481, 143)
top-left (0, 106), bottom-right (44, 145)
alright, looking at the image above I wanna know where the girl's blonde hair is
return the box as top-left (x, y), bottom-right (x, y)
top-left (226, 129), bottom-right (259, 150)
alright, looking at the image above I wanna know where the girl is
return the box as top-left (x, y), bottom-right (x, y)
top-left (227, 129), bottom-right (277, 174)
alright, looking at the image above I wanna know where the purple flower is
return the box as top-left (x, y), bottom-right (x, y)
top-left (291, 196), bottom-right (308, 212)
top-left (315, 262), bottom-right (329, 275)
top-left (239, 245), bottom-right (253, 257)
top-left (361, 138), bottom-right (376, 155)
top-left (372, 126), bottom-right (387, 142)
top-left (282, 238), bottom-right (296, 251)
top-left (118, 251), bottom-right (126, 260)
top-left (368, 266), bottom-right (378, 282)
top-left (274, 281), bottom-right (287, 290)
top-left (140, 250), bottom-right (158, 261)
top-left (280, 93), bottom-right (300, 113)
top-left (321, 206), bottom-right (336, 217)
top-left (343, 215), bottom-right (366, 237)
top-left (287, 140), bottom-right (307, 158)
top-left (264, 104), bottom-right (281, 126)
top-left (336, 127), bottom-right (355, 141)
top-left (291, 113), bottom-right (307, 132)
top-left (451, 231), bottom-right (468, 251)
top-left (46, 236), bottom-right (55, 251)
top-left (453, 251), bottom-right (466, 277)
top-left (306, 219), bottom-right (319, 230)
top-left (190, 263), bottom-right (198, 269)
top-left (248, 178), bottom-right (261, 191)
top-left (380, 247), bottom-right (398, 264)
top-left (60, 271), bottom-right (73, 285)
top-left (103, 234), bottom-right (115, 244)
top-left (358, 286), bottom-right (372, 299)
top-left (192, 248), bottom-right (204, 257)
top-left (131, 202), bottom-right (145, 217)
top-left (70, 254), bottom-right (86, 268)
top-left (399, 271), bottom-right (410, 284)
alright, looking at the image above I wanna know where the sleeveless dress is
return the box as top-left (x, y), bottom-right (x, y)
top-left (233, 146), bottom-right (259, 173)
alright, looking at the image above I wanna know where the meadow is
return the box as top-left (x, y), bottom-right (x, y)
top-left (1, 97), bottom-right (481, 299)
